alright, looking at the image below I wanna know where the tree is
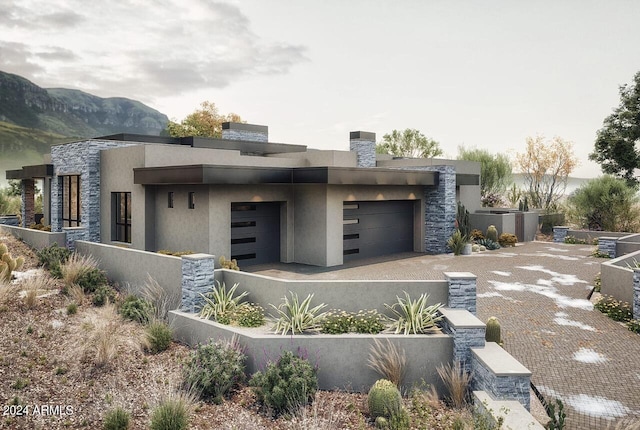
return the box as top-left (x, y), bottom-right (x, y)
top-left (457, 146), bottom-right (512, 205)
top-left (514, 136), bottom-right (578, 210)
top-left (589, 71), bottom-right (640, 187)
top-left (567, 175), bottom-right (640, 232)
top-left (375, 129), bottom-right (443, 158)
top-left (166, 101), bottom-right (243, 138)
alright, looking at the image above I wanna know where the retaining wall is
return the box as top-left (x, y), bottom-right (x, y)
top-left (0, 225), bottom-right (66, 250)
top-left (600, 250), bottom-right (640, 305)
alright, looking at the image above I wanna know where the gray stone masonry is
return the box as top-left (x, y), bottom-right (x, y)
top-left (424, 165), bottom-right (457, 254)
top-left (599, 237), bottom-right (617, 259)
top-left (181, 253), bottom-right (215, 312)
top-left (349, 131), bottom-right (376, 168)
top-left (221, 122), bottom-right (268, 142)
top-left (634, 269), bottom-right (640, 319)
top-left (50, 140), bottom-right (137, 243)
top-left (471, 343), bottom-right (532, 411)
top-left (64, 227), bottom-right (87, 251)
top-left (445, 272), bottom-right (477, 315)
top-left (553, 226), bottom-right (569, 243)
top-left (439, 308), bottom-right (485, 373)
top-left (0, 216), bottom-right (19, 226)
top-left (20, 179), bottom-right (35, 227)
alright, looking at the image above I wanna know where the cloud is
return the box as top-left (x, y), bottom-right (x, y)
top-left (0, 0), bottom-right (307, 99)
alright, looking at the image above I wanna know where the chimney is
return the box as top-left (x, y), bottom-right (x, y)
top-left (222, 122), bottom-right (268, 142)
top-left (349, 131), bottom-right (376, 168)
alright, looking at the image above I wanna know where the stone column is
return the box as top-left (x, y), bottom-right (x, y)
top-left (552, 226), bottom-right (569, 243)
top-left (634, 268), bottom-right (640, 319)
top-left (181, 253), bottom-right (215, 313)
top-left (349, 131), bottom-right (376, 168)
top-left (445, 272), bottom-right (477, 315)
top-left (439, 308), bottom-right (485, 373)
top-left (598, 237), bottom-right (617, 259)
top-left (424, 165), bottom-right (457, 254)
top-left (221, 122), bottom-right (268, 142)
top-left (20, 179), bottom-right (35, 227)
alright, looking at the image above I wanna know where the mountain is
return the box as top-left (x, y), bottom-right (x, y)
top-left (0, 70), bottom-right (168, 137)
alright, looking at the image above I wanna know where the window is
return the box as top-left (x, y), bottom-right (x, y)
top-left (168, 192), bottom-right (174, 208)
top-left (112, 192), bottom-right (131, 243)
top-left (188, 192), bottom-right (195, 209)
top-left (62, 175), bottom-right (81, 227)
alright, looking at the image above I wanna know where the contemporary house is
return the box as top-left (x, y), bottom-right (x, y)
top-left (7, 123), bottom-right (481, 267)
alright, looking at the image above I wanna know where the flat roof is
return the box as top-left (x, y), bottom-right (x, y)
top-left (6, 164), bottom-right (54, 180)
top-left (133, 165), bottom-right (439, 186)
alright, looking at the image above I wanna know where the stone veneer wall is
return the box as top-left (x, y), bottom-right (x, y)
top-left (50, 140), bottom-right (137, 243)
top-left (423, 165), bottom-right (457, 254)
top-left (181, 253), bottom-right (215, 312)
top-left (349, 131), bottom-right (376, 168)
top-left (439, 308), bottom-right (485, 373)
top-left (552, 226), bottom-right (569, 243)
top-left (634, 268), bottom-right (640, 319)
top-left (20, 179), bottom-right (35, 227)
top-left (221, 129), bottom-right (268, 142)
top-left (598, 237), bottom-right (618, 259)
top-left (445, 272), bottom-right (477, 315)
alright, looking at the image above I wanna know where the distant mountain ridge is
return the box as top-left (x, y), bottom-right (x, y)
top-left (0, 70), bottom-right (168, 137)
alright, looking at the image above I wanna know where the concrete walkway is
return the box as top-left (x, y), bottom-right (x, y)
top-left (251, 241), bottom-right (640, 429)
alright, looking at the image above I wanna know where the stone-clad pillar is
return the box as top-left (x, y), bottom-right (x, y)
top-left (349, 131), bottom-right (376, 168)
top-left (424, 166), bottom-right (456, 254)
top-left (445, 272), bottom-right (477, 315)
top-left (633, 268), bottom-right (640, 319)
top-left (181, 254), bottom-right (215, 313)
top-left (20, 179), bottom-right (35, 227)
top-left (598, 237), bottom-right (617, 259)
top-left (553, 226), bottom-right (569, 243)
top-left (222, 122), bottom-right (268, 142)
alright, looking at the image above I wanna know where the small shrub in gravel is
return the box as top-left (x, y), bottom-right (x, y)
top-left (146, 321), bottom-right (173, 354)
top-left (249, 349), bottom-right (318, 416)
top-left (77, 267), bottom-right (108, 293)
top-left (93, 285), bottom-right (117, 307)
top-left (182, 338), bottom-right (246, 404)
top-left (36, 244), bottom-right (71, 278)
top-left (66, 302), bottom-right (78, 315)
top-left (119, 295), bottom-right (153, 324)
top-left (150, 398), bottom-right (190, 430)
top-left (103, 406), bottom-right (130, 430)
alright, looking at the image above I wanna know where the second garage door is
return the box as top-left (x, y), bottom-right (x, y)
top-left (343, 200), bottom-right (414, 262)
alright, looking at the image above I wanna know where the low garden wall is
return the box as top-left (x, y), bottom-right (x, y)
top-left (0, 225), bottom-right (66, 250)
top-left (600, 250), bottom-right (640, 305)
top-left (470, 211), bottom-right (538, 242)
top-left (75, 241), bottom-right (182, 308)
top-left (169, 310), bottom-right (453, 393)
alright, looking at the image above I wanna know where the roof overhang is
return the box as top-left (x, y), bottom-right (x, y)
top-left (6, 164), bottom-right (54, 180)
top-left (456, 173), bottom-right (480, 186)
top-left (134, 165), bottom-right (438, 186)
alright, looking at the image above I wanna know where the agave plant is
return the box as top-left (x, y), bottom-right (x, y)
top-left (385, 292), bottom-right (443, 335)
top-left (199, 281), bottom-right (248, 321)
top-left (271, 292), bottom-right (327, 335)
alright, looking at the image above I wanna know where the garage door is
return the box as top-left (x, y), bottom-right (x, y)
top-left (231, 202), bottom-right (280, 266)
top-left (343, 200), bottom-right (414, 262)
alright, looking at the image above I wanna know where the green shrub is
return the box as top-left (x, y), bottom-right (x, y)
top-left (231, 303), bottom-right (265, 327)
top-left (475, 238), bottom-right (501, 250)
top-left (368, 379), bottom-right (402, 419)
top-left (119, 295), bottom-right (153, 324)
top-left (593, 273), bottom-right (601, 293)
top-left (199, 281), bottom-right (248, 322)
top-left (627, 319), bottom-right (640, 334)
top-left (66, 302), bottom-right (78, 315)
top-left (271, 292), bottom-right (327, 335)
top-left (150, 398), bottom-right (189, 430)
top-left (77, 267), bottom-right (107, 293)
top-left (146, 321), bottom-right (173, 354)
top-left (591, 249), bottom-right (611, 258)
top-left (103, 407), bottom-right (130, 430)
top-left (470, 229), bottom-right (484, 241)
top-left (182, 338), bottom-right (246, 404)
top-left (353, 309), bottom-right (386, 334)
top-left (594, 295), bottom-right (632, 322)
top-left (385, 292), bottom-right (443, 335)
top-left (389, 407), bottom-right (411, 430)
top-left (498, 233), bottom-right (517, 247)
top-left (250, 350), bottom-right (318, 416)
top-left (446, 229), bottom-right (466, 255)
top-left (36, 244), bottom-right (70, 278)
top-left (93, 285), bottom-right (117, 307)
top-left (320, 310), bottom-right (354, 334)
top-left (563, 235), bottom-right (586, 245)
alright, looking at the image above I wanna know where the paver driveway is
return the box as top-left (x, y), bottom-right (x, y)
top-left (252, 241), bottom-right (640, 430)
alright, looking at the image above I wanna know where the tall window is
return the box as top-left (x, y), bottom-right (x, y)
top-left (112, 192), bottom-right (131, 243)
top-left (62, 175), bottom-right (81, 227)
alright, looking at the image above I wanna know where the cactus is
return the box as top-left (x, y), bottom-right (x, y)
top-left (368, 379), bottom-right (402, 419)
top-left (0, 242), bottom-right (24, 282)
top-left (375, 416), bottom-right (389, 429)
top-left (486, 225), bottom-right (498, 242)
top-left (485, 316), bottom-right (503, 347)
top-left (219, 256), bottom-right (240, 271)
top-left (456, 202), bottom-right (470, 240)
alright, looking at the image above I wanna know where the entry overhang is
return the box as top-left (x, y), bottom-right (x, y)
top-left (6, 164), bottom-right (54, 180)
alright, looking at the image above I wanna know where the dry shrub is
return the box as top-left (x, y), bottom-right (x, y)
top-left (0, 277), bottom-right (18, 305)
top-left (139, 275), bottom-right (179, 322)
top-left (61, 253), bottom-right (98, 287)
top-left (67, 284), bottom-right (86, 305)
top-left (290, 392), bottom-right (341, 430)
top-left (367, 338), bottom-right (407, 389)
top-left (19, 272), bottom-right (54, 309)
top-left (436, 361), bottom-right (471, 409)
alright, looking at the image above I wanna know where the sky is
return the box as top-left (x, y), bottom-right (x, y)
top-left (2, 0), bottom-right (640, 178)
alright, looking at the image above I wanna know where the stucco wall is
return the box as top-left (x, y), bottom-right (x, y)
top-left (0, 225), bottom-right (66, 250)
top-left (600, 250), bottom-right (640, 304)
top-left (469, 213), bottom-right (516, 238)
